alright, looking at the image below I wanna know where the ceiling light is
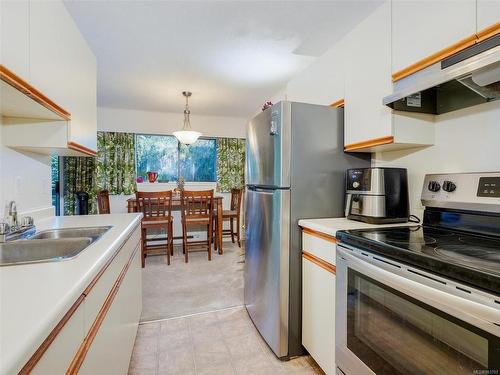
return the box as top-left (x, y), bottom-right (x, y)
top-left (173, 91), bottom-right (201, 145)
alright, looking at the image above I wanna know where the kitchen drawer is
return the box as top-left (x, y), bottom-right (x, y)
top-left (302, 255), bottom-right (336, 375)
top-left (79, 248), bottom-right (142, 375)
top-left (83, 226), bottom-right (140, 333)
top-left (302, 229), bottom-right (336, 265)
top-left (30, 298), bottom-right (86, 375)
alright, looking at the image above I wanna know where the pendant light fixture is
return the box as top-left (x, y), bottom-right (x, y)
top-left (173, 91), bottom-right (201, 145)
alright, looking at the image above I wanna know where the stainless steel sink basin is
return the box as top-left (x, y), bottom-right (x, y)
top-left (0, 226), bottom-right (112, 266)
top-left (0, 238), bottom-right (92, 266)
top-left (29, 226), bottom-right (112, 242)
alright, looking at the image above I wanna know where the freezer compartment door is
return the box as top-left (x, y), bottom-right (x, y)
top-left (244, 187), bottom-right (290, 358)
top-left (246, 102), bottom-right (291, 188)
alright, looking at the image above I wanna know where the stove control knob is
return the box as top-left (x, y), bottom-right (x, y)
top-left (428, 181), bottom-right (441, 192)
top-left (443, 180), bottom-right (456, 192)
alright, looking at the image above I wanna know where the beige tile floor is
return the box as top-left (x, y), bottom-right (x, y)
top-left (128, 306), bottom-right (325, 375)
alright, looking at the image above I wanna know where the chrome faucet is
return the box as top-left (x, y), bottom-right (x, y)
top-left (0, 201), bottom-right (35, 242)
top-left (8, 201), bottom-right (18, 229)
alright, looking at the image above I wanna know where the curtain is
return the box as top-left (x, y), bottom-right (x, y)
top-left (62, 132), bottom-right (136, 215)
top-left (63, 157), bottom-right (96, 215)
top-left (96, 132), bottom-right (136, 195)
top-left (216, 138), bottom-right (245, 192)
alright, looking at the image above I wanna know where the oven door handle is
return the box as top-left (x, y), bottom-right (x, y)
top-left (337, 246), bottom-right (500, 336)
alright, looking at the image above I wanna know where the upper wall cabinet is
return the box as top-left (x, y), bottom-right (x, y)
top-left (342, 2), bottom-right (434, 152)
top-left (29, 1), bottom-right (97, 152)
top-left (0, 0), bottom-right (97, 155)
top-left (391, 0), bottom-right (476, 74)
top-left (477, 0), bottom-right (500, 32)
top-left (343, 2), bottom-right (393, 148)
top-left (1, 1), bottom-right (30, 80)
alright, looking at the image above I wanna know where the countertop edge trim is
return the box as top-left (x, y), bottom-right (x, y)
top-left (66, 242), bottom-right (140, 374)
top-left (301, 226), bottom-right (337, 243)
top-left (302, 251), bottom-right (336, 275)
top-left (18, 220), bottom-right (141, 374)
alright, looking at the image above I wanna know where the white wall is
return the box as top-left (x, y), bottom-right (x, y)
top-left (0, 119), bottom-right (53, 219)
top-left (98, 106), bottom-right (247, 138)
top-left (374, 100), bottom-right (500, 216)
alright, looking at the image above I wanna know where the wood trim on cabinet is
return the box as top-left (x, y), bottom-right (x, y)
top-left (330, 98), bottom-right (345, 108)
top-left (302, 227), bottom-right (337, 244)
top-left (18, 295), bottom-right (86, 375)
top-left (0, 65), bottom-right (71, 121)
top-left (19, 223), bottom-right (140, 374)
top-left (476, 22), bottom-right (500, 42)
top-left (67, 141), bottom-right (97, 157)
top-left (391, 34), bottom-right (477, 82)
top-left (392, 23), bottom-right (500, 82)
top-left (344, 135), bottom-right (394, 152)
top-left (303, 251), bottom-right (336, 275)
top-left (82, 226), bottom-right (138, 296)
top-left (67, 243), bottom-right (140, 374)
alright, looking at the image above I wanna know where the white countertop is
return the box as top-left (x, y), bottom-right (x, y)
top-left (0, 213), bottom-right (142, 375)
top-left (298, 217), bottom-right (417, 238)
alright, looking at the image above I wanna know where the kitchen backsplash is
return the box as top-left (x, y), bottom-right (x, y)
top-left (373, 100), bottom-right (500, 216)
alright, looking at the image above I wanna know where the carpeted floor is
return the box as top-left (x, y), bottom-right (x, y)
top-left (140, 241), bottom-right (245, 322)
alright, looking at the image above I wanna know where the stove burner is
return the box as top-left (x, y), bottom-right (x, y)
top-left (388, 236), bottom-right (437, 245)
top-left (364, 230), bottom-right (437, 245)
top-left (432, 245), bottom-right (500, 272)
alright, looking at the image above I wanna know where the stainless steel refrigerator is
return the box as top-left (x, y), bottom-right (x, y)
top-left (244, 101), bottom-right (370, 359)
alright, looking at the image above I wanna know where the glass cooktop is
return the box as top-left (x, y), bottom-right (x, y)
top-left (336, 226), bottom-right (500, 294)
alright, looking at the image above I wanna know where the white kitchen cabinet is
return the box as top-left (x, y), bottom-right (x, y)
top-left (79, 247), bottom-right (142, 375)
top-left (0, 0), bottom-right (30, 80)
top-left (477, 0), bottom-right (500, 33)
top-left (301, 229), bottom-right (336, 375)
top-left (343, 2), bottom-right (392, 148)
top-left (19, 225), bottom-right (142, 374)
top-left (83, 228), bottom-right (141, 333)
top-left (342, 1), bottom-right (435, 152)
top-left (29, 0), bottom-right (97, 152)
top-left (30, 301), bottom-right (86, 375)
top-left (391, 0), bottom-right (477, 74)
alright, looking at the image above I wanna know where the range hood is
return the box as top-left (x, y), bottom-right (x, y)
top-left (384, 35), bottom-right (500, 115)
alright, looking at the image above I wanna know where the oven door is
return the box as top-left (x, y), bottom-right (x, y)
top-left (336, 245), bottom-right (500, 375)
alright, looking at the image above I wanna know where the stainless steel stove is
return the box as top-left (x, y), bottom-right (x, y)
top-left (335, 172), bottom-right (500, 375)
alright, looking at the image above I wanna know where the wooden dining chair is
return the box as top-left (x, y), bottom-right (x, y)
top-left (136, 191), bottom-right (174, 267)
top-left (214, 188), bottom-right (243, 249)
top-left (97, 190), bottom-right (111, 214)
top-left (180, 190), bottom-right (214, 263)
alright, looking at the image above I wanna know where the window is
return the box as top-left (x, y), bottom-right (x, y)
top-left (51, 155), bottom-right (61, 216)
top-left (135, 134), bottom-right (217, 182)
top-left (179, 140), bottom-right (217, 182)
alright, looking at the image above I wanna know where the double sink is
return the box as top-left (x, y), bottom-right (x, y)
top-left (0, 226), bottom-right (112, 266)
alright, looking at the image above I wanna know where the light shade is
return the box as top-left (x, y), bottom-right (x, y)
top-left (173, 130), bottom-right (201, 145)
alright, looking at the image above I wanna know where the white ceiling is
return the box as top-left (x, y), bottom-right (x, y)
top-left (64, 1), bottom-right (382, 118)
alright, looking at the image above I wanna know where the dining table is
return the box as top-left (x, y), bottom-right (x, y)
top-left (126, 194), bottom-right (225, 254)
